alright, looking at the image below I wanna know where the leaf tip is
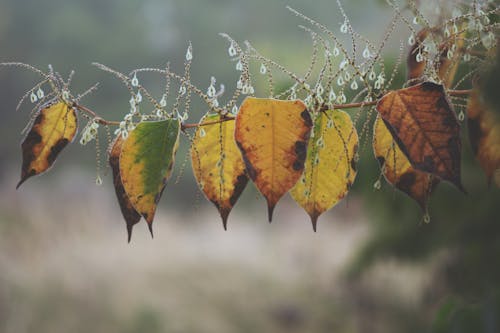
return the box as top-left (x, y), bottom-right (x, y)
top-left (148, 223), bottom-right (154, 239)
top-left (267, 203), bottom-right (275, 223)
top-left (219, 208), bottom-right (230, 231)
top-left (127, 224), bottom-right (134, 243)
top-left (310, 214), bottom-right (319, 232)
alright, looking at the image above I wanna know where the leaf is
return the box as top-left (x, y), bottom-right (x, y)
top-left (290, 109), bottom-right (358, 230)
top-left (373, 115), bottom-right (439, 211)
top-left (407, 28), bottom-right (430, 83)
top-left (234, 97), bottom-right (312, 221)
top-left (120, 119), bottom-right (180, 234)
top-left (467, 88), bottom-right (500, 187)
top-left (109, 135), bottom-right (141, 242)
top-left (376, 81), bottom-right (464, 191)
top-left (191, 114), bottom-right (249, 229)
top-left (17, 100), bottom-right (77, 188)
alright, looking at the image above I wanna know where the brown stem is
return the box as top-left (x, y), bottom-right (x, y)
top-left (73, 103), bottom-right (121, 126)
top-left (182, 115), bottom-right (235, 130)
top-left (448, 89), bottom-right (472, 96)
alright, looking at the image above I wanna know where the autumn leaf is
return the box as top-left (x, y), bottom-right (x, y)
top-left (407, 28), bottom-right (430, 83)
top-left (109, 135), bottom-right (141, 242)
top-left (290, 109), bottom-right (358, 230)
top-left (373, 115), bottom-right (439, 211)
top-left (467, 88), bottom-right (500, 187)
top-left (119, 119), bottom-right (180, 234)
top-left (191, 114), bottom-right (248, 229)
top-left (234, 97), bottom-right (312, 221)
top-left (376, 82), bottom-right (464, 191)
top-left (17, 100), bottom-right (78, 188)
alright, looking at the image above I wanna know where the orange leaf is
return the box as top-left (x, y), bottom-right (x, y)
top-left (17, 100), bottom-right (77, 188)
top-left (109, 135), bottom-right (141, 242)
top-left (467, 88), bottom-right (500, 187)
top-left (234, 97), bottom-right (312, 221)
top-left (376, 82), bottom-right (464, 191)
top-left (373, 115), bottom-right (439, 211)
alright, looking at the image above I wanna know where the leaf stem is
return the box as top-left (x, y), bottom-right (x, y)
top-left (73, 103), bottom-right (121, 126)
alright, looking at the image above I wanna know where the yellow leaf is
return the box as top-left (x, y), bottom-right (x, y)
top-left (290, 109), bottom-right (358, 230)
top-left (373, 115), bottom-right (438, 211)
top-left (191, 114), bottom-right (248, 229)
top-left (17, 100), bottom-right (77, 188)
top-left (234, 97), bottom-right (312, 221)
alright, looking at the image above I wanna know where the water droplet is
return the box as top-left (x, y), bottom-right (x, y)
top-left (95, 175), bottom-right (103, 186)
top-left (444, 26), bottom-right (450, 38)
top-left (344, 71), bottom-right (351, 81)
top-left (179, 85), bottom-right (187, 95)
top-left (423, 214), bottom-right (431, 223)
top-left (228, 43), bottom-right (237, 57)
top-left (160, 94), bottom-right (167, 107)
top-left (452, 23), bottom-right (458, 34)
top-left (236, 79), bottom-right (243, 90)
top-left (235, 59), bottom-right (243, 71)
top-left (131, 73), bottom-right (139, 87)
top-left (316, 83), bottom-right (324, 95)
top-left (185, 47), bottom-right (193, 61)
top-left (413, 16), bottom-right (418, 25)
top-left (36, 87), bottom-right (44, 99)
top-left (408, 34), bottom-right (415, 45)
top-left (463, 53), bottom-right (471, 62)
top-left (327, 118), bottom-right (334, 128)
top-left (369, 70), bottom-right (376, 81)
top-left (447, 49), bottom-right (454, 60)
top-left (260, 63), bottom-right (267, 74)
top-left (207, 84), bottom-right (216, 97)
top-left (350, 80), bottom-right (358, 90)
top-left (199, 128), bottom-right (206, 137)
top-left (231, 105), bottom-right (238, 115)
top-left (340, 20), bottom-right (348, 33)
top-left (30, 92), bottom-right (38, 103)
top-left (333, 47), bottom-right (340, 57)
top-left (337, 76), bottom-right (344, 86)
top-left (121, 131), bottom-right (128, 139)
top-left (373, 179), bottom-right (381, 190)
top-left (362, 45), bottom-right (371, 59)
top-left (416, 52), bottom-right (424, 63)
top-left (458, 111), bottom-right (465, 121)
top-left (212, 99), bottom-right (219, 107)
top-left (314, 155), bottom-right (320, 165)
top-left (329, 89), bottom-right (336, 103)
top-left (135, 91), bottom-right (142, 103)
top-left (339, 59), bottom-right (348, 69)
top-left (62, 90), bottom-right (70, 101)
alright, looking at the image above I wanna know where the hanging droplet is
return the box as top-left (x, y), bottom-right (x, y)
top-left (362, 45), bottom-right (371, 59)
top-left (30, 91), bottom-right (38, 103)
top-left (135, 91), bottom-right (142, 103)
top-left (463, 52), bottom-right (471, 62)
top-left (236, 79), bottom-right (243, 90)
top-left (344, 71), bottom-right (351, 81)
top-left (160, 94), bottom-right (167, 107)
top-left (95, 175), bottom-right (103, 186)
top-left (316, 83), bottom-right (324, 95)
top-left (231, 104), bottom-right (238, 115)
top-left (416, 52), bottom-right (424, 63)
top-left (260, 63), bottom-right (267, 74)
top-left (313, 155), bottom-right (320, 165)
top-left (333, 47), bottom-right (340, 57)
top-left (340, 20), bottom-right (348, 33)
top-left (369, 70), bottom-right (376, 81)
top-left (62, 90), bottom-right (70, 101)
top-left (373, 179), bottom-right (381, 190)
top-left (452, 23), bottom-right (458, 34)
top-left (199, 128), bottom-right (206, 138)
top-left (235, 59), bottom-right (243, 71)
top-left (350, 80), bottom-right (358, 90)
top-left (36, 87), bottom-right (44, 99)
top-left (447, 49), bottom-right (454, 60)
top-left (337, 92), bottom-right (346, 104)
top-left (329, 89), bottom-right (336, 103)
top-left (207, 84), bottom-right (216, 97)
top-left (185, 47), bottom-right (193, 61)
top-left (212, 99), bottom-right (219, 107)
top-left (408, 34), bottom-right (415, 45)
top-left (444, 25), bottom-right (450, 38)
top-left (228, 43), bottom-right (237, 57)
top-left (423, 214), bottom-right (431, 224)
top-left (131, 73), bottom-right (139, 87)
top-left (179, 85), bottom-right (187, 95)
top-left (327, 118), bottom-right (334, 128)
top-left (458, 110), bottom-right (465, 121)
top-left (337, 76), bottom-right (345, 86)
top-left (413, 16), bottom-right (419, 25)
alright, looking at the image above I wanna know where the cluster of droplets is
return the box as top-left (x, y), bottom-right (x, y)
top-left (206, 76), bottom-right (219, 108)
top-left (80, 120), bottom-right (99, 145)
top-left (30, 87), bottom-right (45, 103)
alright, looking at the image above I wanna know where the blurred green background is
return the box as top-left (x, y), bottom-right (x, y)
top-left (0, 0), bottom-right (499, 332)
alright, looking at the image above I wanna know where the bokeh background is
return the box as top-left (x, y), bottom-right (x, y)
top-left (1, 0), bottom-right (499, 332)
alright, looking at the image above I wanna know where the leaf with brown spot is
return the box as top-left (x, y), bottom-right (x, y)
top-left (191, 114), bottom-right (248, 229)
top-left (376, 81), bottom-right (464, 191)
top-left (120, 119), bottom-right (180, 234)
top-left (290, 109), bottom-right (358, 230)
top-left (234, 97), bottom-right (312, 221)
top-left (467, 88), bottom-right (500, 187)
top-left (109, 135), bottom-right (141, 242)
top-left (407, 28), bottom-right (430, 84)
top-left (373, 115), bottom-right (439, 211)
top-left (17, 100), bottom-right (78, 188)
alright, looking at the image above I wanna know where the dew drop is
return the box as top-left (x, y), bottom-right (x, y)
top-left (350, 80), bottom-right (358, 90)
top-left (444, 26), bottom-right (450, 38)
top-left (36, 87), bottom-right (44, 99)
top-left (135, 91), bottom-right (142, 103)
top-left (369, 70), bottom-right (376, 81)
top-left (408, 34), bottom-right (415, 45)
top-left (260, 63), bottom-right (267, 74)
top-left (340, 21), bottom-right (348, 33)
top-left (199, 128), bottom-right (206, 137)
top-left (423, 214), bottom-right (431, 224)
top-left (316, 83), bottom-right (324, 95)
top-left (95, 175), bottom-right (103, 186)
top-left (458, 111), bottom-right (465, 121)
top-left (179, 85), bottom-right (187, 95)
top-left (337, 76), bottom-right (345, 86)
top-left (373, 179), bottom-right (381, 190)
top-left (131, 73), bottom-right (139, 87)
top-left (329, 89), bottom-right (336, 103)
top-left (160, 94), bottom-right (167, 107)
top-left (231, 105), bottom-right (238, 115)
top-left (30, 92), bottom-right (38, 103)
top-left (185, 47), bottom-right (193, 61)
top-left (416, 52), bottom-right (424, 63)
top-left (362, 45), bottom-right (371, 59)
top-left (413, 16), bottom-right (419, 25)
top-left (327, 118), bottom-right (334, 128)
top-left (228, 43), bottom-right (237, 57)
top-left (463, 53), bottom-right (471, 62)
top-left (333, 47), bottom-right (340, 57)
top-left (235, 59), bottom-right (243, 71)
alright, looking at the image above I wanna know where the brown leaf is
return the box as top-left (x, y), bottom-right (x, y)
top-left (376, 81), bottom-right (464, 191)
top-left (373, 115), bottom-right (439, 211)
top-left (467, 88), bottom-right (500, 187)
top-left (407, 28), bottom-right (430, 84)
top-left (109, 135), bottom-right (141, 242)
top-left (17, 100), bottom-right (77, 188)
top-left (234, 97), bottom-right (312, 221)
